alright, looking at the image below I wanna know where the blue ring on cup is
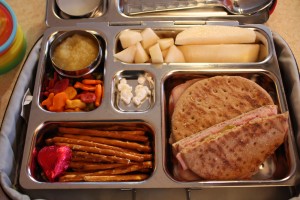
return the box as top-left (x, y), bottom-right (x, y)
top-left (0, 0), bottom-right (18, 53)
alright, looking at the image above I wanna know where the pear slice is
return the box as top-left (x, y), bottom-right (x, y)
top-left (134, 42), bottom-right (150, 63)
top-left (141, 28), bottom-right (160, 50)
top-left (114, 45), bottom-right (137, 63)
top-left (165, 45), bottom-right (185, 63)
top-left (158, 38), bottom-right (174, 50)
top-left (119, 30), bottom-right (142, 49)
top-left (162, 48), bottom-right (169, 59)
top-left (149, 43), bottom-right (163, 64)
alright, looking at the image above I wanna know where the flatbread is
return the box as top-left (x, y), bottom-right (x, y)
top-left (180, 113), bottom-right (289, 180)
top-left (171, 76), bottom-right (274, 143)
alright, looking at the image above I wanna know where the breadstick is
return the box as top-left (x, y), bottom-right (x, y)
top-left (55, 143), bottom-right (145, 162)
top-left (60, 134), bottom-right (152, 153)
top-left (72, 151), bottom-right (131, 164)
top-left (58, 127), bottom-right (148, 142)
top-left (83, 174), bottom-right (149, 182)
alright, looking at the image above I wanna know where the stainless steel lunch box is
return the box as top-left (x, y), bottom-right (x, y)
top-left (18, 0), bottom-right (300, 199)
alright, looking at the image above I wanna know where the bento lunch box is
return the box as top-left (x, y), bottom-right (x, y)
top-left (18, 0), bottom-right (300, 198)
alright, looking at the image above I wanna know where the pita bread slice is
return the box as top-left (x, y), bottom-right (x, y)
top-left (171, 76), bottom-right (274, 143)
top-left (180, 113), bottom-right (289, 180)
top-left (172, 105), bottom-right (278, 155)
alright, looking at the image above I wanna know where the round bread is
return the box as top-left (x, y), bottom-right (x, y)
top-left (171, 76), bottom-right (274, 143)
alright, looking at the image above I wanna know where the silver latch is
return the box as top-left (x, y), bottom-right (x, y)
top-left (174, 20), bottom-right (239, 26)
top-left (109, 21), bottom-right (142, 26)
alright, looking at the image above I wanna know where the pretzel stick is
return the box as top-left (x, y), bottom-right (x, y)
top-left (60, 134), bottom-right (152, 153)
top-left (94, 129), bottom-right (146, 136)
top-left (55, 143), bottom-right (145, 162)
top-left (58, 127), bottom-right (148, 142)
top-left (72, 151), bottom-right (130, 164)
top-left (91, 161), bottom-right (153, 175)
top-left (47, 137), bottom-right (135, 153)
top-left (69, 162), bottom-right (130, 171)
top-left (54, 135), bottom-right (153, 160)
top-left (59, 174), bottom-right (84, 182)
top-left (53, 138), bottom-right (152, 161)
top-left (59, 161), bottom-right (153, 182)
top-left (84, 174), bottom-right (149, 182)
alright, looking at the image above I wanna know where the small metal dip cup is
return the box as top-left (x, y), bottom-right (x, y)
top-left (50, 30), bottom-right (102, 78)
top-left (55, 0), bottom-right (100, 18)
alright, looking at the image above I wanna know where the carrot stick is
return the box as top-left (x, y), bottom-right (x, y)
top-left (95, 84), bottom-right (102, 107)
top-left (82, 79), bottom-right (102, 85)
top-left (74, 82), bottom-right (96, 91)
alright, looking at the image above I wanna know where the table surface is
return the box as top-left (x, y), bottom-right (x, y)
top-left (0, 0), bottom-right (299, 127)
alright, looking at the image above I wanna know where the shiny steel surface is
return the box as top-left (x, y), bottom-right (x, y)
top-left (45, 0), bottom-right (270, 26)
top-left (122, 0), bottom-right (273, 16)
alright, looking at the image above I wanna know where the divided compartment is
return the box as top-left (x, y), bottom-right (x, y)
top-left (39, 29), bottom-right (106, 112)
top-left (26, 121), bottom-right (155, 184)
top-left (162, 71), bottom-right (295, 183)
top-left (114, 26), bottom-right (271, 65)
top-left (113, 70), bottom-right (155, 112)
top-left (53, 0), bottom-right (107, 19)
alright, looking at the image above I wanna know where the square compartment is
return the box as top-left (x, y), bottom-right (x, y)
top-left (162, 72), bottom-right (295, 184)
top-left (114, 27), bottom-right (271, 64)
top-left (25, 121), bottom-right (155, 184)
top-left (39, 30), bottom-right (106, 112)
top-left (113, 70), bottom-right (155, 112)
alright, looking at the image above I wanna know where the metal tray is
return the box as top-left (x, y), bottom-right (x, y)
top-left (46, 0), bottom-right (271, 26)
top-left (18, 0), bottom-right (300, 195)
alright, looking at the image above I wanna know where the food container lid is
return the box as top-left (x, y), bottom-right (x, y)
top-left (46, 0), bottom-right (277, 26)
top-left (0, 0), bottom-right (17, 53)
top-left (0, 25), bottom-right (27, 74)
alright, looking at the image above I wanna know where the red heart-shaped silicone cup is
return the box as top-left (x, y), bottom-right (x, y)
top-left (37, 145), bottom-right (72, 182)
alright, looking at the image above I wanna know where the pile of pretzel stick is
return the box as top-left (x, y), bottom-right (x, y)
top-left (44, 127), bottom-right (153, 182)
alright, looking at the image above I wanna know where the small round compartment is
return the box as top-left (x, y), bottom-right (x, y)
top-left (53, 0), bottom-right (107, 19)
top-left (50, 30), bottom-right (102, 78)
top-left (56, 0), bottom-right (101, 17)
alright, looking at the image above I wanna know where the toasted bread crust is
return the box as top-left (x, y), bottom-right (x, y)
top-left (180, 113), bottom-right (288, 180)
top-left (171, 76), bottom-right (274, 143)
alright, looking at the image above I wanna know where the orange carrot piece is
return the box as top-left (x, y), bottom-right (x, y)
top-left (41, 93), bottom-right (54, 110)
top-left (82, 79), bottom-right (102, 85)
top-left (49, 92), bottom-right (68, 112)
top-left (95, 84), bottom-right (102, 107)
top-left (74, 82), bottom-right (96, 91)
top-left (64, 86), bottom-right (77, 100)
